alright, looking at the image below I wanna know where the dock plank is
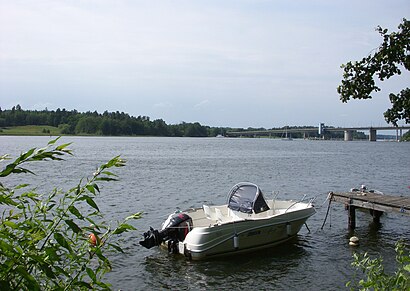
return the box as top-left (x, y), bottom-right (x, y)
top-left (330, 192), bottom-right (410, 216)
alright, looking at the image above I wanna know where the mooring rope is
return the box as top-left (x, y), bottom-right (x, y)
top-left (320, 192), bottom-right (333, 230)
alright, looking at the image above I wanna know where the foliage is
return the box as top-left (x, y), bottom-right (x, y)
top-left (401, 130), bottom-right (410, 141)
top-left (0, 106), bottom-right (213, 137)
top-left (0, 137), bottom-right (141, 290)
top-left (347, 240), bottom-right (410, 290)
top-left (337, 18), bottom-right (410, 126)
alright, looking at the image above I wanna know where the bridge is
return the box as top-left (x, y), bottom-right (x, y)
top-left (225, 125), bottom-right (410, 141)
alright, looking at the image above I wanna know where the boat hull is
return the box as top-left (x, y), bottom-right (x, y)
top-left (179, 207), bottom-right (315, 260)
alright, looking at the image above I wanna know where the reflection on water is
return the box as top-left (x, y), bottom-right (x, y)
top-left (1, 136), bottom-right (409, 290)
top-left (142, 236), bottom-right (309, 290)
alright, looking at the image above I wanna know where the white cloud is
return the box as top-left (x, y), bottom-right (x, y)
top-left (153, 102), bottom-right (173, 109)
top-left (0, 0), bottom-right (408, 127)
top-left (194, 100), bottom-right (210, 109)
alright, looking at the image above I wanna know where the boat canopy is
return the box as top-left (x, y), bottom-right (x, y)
top-left (227, 182), bottom-right (270, 214)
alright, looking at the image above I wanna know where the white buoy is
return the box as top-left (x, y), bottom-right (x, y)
top-left (349, 236), bottom-right (359, 246)
top-left (286, 223), bottom-right (292, 236)
top-left (233, 234), bottom-right (239, 249)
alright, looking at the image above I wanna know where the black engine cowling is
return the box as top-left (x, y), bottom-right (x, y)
top-left (139, 212), bottom-right (192, 250)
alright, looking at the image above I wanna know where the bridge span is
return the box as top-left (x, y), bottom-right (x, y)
top-left (226, 126), bottom-right (410, 141)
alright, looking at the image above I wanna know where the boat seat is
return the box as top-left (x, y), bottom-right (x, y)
top-left (203, 204), bottom-right (217, 221)
top-left (229, 209), bottom-right (251, 220)
top-left (215, 208), bottom-right (231, 223)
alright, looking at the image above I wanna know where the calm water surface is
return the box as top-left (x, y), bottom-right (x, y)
top-left (1, 136), bottom-right (409, 290)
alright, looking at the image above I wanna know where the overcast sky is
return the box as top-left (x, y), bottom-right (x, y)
top-left (0, 0), bottom-right (409, 128)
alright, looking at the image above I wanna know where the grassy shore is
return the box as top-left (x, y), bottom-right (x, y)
top-left (0, 125), bottom-right (62, 136)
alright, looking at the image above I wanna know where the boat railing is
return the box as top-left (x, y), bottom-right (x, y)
top-left (284, 195), bottom-right (315, 213)
top-left (270, 191), bottom-right (280, 211)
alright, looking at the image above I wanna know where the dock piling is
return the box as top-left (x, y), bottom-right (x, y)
top-left (329, 192), bottom-right (410, 229)
top-left (348, 202), bottom-right (356, 229)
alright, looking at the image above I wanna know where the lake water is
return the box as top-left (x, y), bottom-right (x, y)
top-left (1, 136), bottom-right (409, 290)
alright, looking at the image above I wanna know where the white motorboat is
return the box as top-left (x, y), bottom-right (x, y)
top-left (139, 182), bottom-right (316, 260)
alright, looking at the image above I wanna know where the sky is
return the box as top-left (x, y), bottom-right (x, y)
top-left (0, 0), bottom-right (409, 128)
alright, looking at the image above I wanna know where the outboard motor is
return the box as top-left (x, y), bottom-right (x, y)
top-left (139, 212), bottom-right (192, 254)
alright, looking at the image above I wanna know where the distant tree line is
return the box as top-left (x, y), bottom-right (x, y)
top-left (0, 105), bottom-right (228, 137)
top-left (0, 105), bottom-right (368, 139)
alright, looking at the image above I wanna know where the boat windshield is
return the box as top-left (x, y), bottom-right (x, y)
top-left (227, 183), bottom-right (270, 214)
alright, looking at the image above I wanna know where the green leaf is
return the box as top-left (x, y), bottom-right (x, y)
top-left (21, 192), bottom-right (39, 199)
top-left (65, 219), bottom-right (82, 234)
top-left (95, 281), bottom-right (112, 289)
top-left (105, 157), bottom-right (120, 168)
top-left (73, 281), bottom-right (93, 288)
top-left (19, 148), bottom-right (36, 162)
top-left (86, 184), bottom-right (96, 195)
top-left (29, 151), bottom-right (65, 161)
top-left (44, 246), bottom-right (60, 261)
top-left (68, 205), bottom-right (84, 220)
top-left (79, 195), bottom-right (100, 212)
top-left (55, 142), bottom-right (72, 151)
top-left (0, 239), bottom-right (17, 253)
top-left (46, 203), bottom-right (56, 211)
top-left (30, 229), bottom-right (46, 242)
top-left (39, 263), bottom-right (56, 279)
top-left (101, 170), bottom-right (117, 177)
top-left (53, 265), bottom-right (69, 276)
top-left (108, 243), bottom-right (124, 253)
top-left (3, 221), bottom-right (18, 229)
top-left (125, 212), bottom-right (142, 221)
top-left (15, 265), bottom-right (41, 291)
top-left (94, 248), bottom-right (112, 270)
top-left (112, 223), bottom-right (136, 234)
top-left (0, 194), bottom-right (18, 206)
top-left (47, 137), bottom-right (61, 145)
top-left (86, 267), bottom-right (97, 283)
top-left (404, 264), bottom-right (410, 272)
top-left (95, 177), bottom-right (118, 182)
top-left (0, 163), bottom-right (35, 177)
top-left (54, 232), bottom-right (72, 253)
top-left (85, 196), bottom-right (99, 212)
top-left (15, 183), bottom-right (30, 190)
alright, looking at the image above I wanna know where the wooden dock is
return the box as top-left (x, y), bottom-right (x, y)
top-left (328, 192), bottom-right (410, 229)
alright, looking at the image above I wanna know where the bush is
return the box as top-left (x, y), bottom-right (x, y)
top-left (401, 131), bottom-right (410, 142)
top-left (0, 137), bottom-right (141, 290)
top-left (347, 240), bottom-right (410, 290)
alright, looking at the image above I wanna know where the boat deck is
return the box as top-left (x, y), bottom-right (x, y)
top-left (190, 200), bottom-right (312, 227)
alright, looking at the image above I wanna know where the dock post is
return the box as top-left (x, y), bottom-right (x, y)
top-left (348, 199), bottom-right (356, 229)
top-left (371, 210), bottom-right (383, 224)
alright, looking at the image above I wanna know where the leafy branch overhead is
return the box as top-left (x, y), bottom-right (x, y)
top-left (0, 137), bottom-right (141, 290)
top-left (0, 137), bottom-right (72, 177)
top-left (337, 18), bottom-right (410, 126)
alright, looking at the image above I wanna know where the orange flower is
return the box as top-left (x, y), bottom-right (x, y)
top-left (88, 233), bottom-right (97, 246)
